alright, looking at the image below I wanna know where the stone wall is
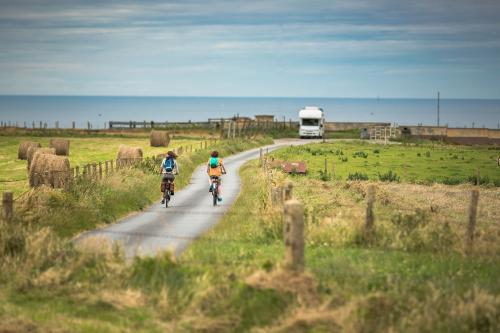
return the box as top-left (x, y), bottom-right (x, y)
top-left (402, 126), bottom-right (500, 144)
top-left (325, 122), bottom-right (390, 131)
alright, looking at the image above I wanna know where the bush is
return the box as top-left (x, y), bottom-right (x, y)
top-left (372, 149), bottom-right (380, 154)
top-left (352, 151), bottom-right (368, 158)
top-left (319, 171), bottom-right (332, 181)
top-left (347, 172), bottom-right (369, 181)
top-left (378, 170), bottom-right (400, 182)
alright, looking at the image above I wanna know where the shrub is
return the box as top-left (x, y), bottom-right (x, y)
top-left (347, 172), bottom-right (369, 181)
top-left (341, 157), bottom-right (348, 162)
top-left (372, 149), bottom-right (380, 154)
top-left (378, 170), bottom-right (400, 182)
top-left (319, 171), bottom-right (332, 181)
top-left (352, 151), bottom-right (368, 158)
top-left (425, 151), bottom-right (431, 157)
top-left (417, 153), bottom-right (421, 157)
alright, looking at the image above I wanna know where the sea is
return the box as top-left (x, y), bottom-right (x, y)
top-left (0, 96), bottom-right (499, 129)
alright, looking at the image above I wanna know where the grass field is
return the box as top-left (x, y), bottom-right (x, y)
top-left (1, 140), bottom-right (499, 332)
top-left (0, 135), bottom-right (206, 197)
top-left (269, 140), bottom-right (500, 185)
top-left (180, 159), bottom-right (500, 331)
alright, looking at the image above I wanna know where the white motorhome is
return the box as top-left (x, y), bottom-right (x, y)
top-left (299, 106), bottom-right (325, 138)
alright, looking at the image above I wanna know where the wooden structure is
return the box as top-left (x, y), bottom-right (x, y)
top-left (369, 126), bottom-right (400, 142)
top-left (282, 161), bottom-right (307, 174)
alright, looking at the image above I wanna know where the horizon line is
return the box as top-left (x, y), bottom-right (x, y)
top-left (1, 94), bottom-right (499, 100)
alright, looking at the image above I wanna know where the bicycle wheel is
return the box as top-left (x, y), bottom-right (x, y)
top-left (165, 192), bottom-right (170, 208)
top-left (212, 186), bottom-right (218, 206)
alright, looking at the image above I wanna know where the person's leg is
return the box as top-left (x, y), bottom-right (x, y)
top-left (161, 180), bottom-right (166, 203)
top-left (217, 177), bottom-right (223, 200)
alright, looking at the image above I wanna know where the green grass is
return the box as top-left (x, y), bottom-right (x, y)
top-left (8, 137), bottom-right (272, 239)
top-left (1, 139), bottom-right (499, 332)
top-left (0, 135), bottom-right (207, 197)
top-left (180, 160), bottom-right (500, 331)
top-left (270, 140), bottom-right (500, 185)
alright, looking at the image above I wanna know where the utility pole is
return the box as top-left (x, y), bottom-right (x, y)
top-left (437, 91), bottom-right (440, 126)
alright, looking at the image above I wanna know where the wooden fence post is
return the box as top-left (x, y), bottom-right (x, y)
top-left (105, 161), bottom-right (109, 175)
top-left (331, 160), bottom-right (335, 178)
top-left (324, 158), bottom-right (327, 175)
top-left (284, 182), bottom-right (293, 201)
top-left (98, 162), bottom-right (103, 180)
top-left (110, 160), bottom-right (114, 172)
top-left (365, 185), bottom-right (376, 235)
top-left (2, 192), bottom-right (13, 221)
top-left (283, 199), bottom-right (305, 272)
top-left (271, 186), bottom-right (283, 207)
top-left (465, 189), bottom-right (479, 254)
top-left (75, 166), bottom-right (80, 178)
top-left (53, 171), bottom-right (60, 188)
top-left (92, 163), bottom-right (97, 179)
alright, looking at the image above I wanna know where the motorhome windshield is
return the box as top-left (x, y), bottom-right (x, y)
top-left (301, 118), bottom-right (319, 126)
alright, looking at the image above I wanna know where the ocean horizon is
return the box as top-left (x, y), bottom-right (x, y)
top-left (0, 95), bottom-right (499, 129)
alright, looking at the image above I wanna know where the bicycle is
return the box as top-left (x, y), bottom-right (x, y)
top-left (210, 176), bottom-right (220, 206)
top-left (161, 174), bottom-right (175, 208)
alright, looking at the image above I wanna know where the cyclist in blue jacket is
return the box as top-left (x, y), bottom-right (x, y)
top-left (160, 151), bottom-right (179, 204)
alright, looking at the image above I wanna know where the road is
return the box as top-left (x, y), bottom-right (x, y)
top-left (77, 139), bottom-right (308, 258)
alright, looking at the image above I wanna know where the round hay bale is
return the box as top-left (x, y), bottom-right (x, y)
top-left (29, 153), bottom-right (71, 188)
top-left (27, 147), bottom-right (56, 171)
top-left (18, 141), bottom-right (41, 160)
top-left (116, 145), bottom-right (143, 168)
top-left (150, 130), bottom-right (170, 147)
top-left (49, 138), bottom-right (70, 156)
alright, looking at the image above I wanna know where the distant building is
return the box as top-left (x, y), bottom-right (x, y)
top-left (255, 115), bottom-right (274, 122)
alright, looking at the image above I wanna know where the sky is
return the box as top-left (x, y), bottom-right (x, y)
top-left (0, 0), bottom-right (499, 98)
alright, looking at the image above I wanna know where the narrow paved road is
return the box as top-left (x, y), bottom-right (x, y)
top-left (77, 139), bottom-right (308, 258)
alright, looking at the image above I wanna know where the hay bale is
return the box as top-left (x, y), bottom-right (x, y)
top-left (49, 138), bottom-right (70, 156)
top-left (18, 141), bottom-right (41, 160)
top-left (116, 145), bottom-right (143, 168)
top-left (27, 147), bottom-right (56, 170)
top-left (29, 153), bottom-right (71, 188)
top-left (150, 130), bottom-right (170, 147)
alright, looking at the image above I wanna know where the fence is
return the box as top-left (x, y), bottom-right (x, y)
top-left (1, 139), bottom-right (217, 197)
top-left (0, 143), bottom-right (487, 275)
top-left (259, 147), bottom-right (484, 258)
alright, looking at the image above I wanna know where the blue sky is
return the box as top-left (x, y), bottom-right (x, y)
top-left (0, 0), bottom-right (499, 98)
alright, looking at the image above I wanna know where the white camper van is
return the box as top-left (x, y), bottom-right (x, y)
top-left (299, 106), bottom-right (325, 138)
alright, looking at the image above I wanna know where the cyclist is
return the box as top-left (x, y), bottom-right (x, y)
top-left (207, 150), bottom-right (226, 202)
top-left (160, 151), bottom-right (179, 204)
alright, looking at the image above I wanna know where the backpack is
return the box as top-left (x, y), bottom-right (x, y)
top-left (209, 157), bottom-right (219, 168)
top-left (163, 157), bottom-right (174, 172)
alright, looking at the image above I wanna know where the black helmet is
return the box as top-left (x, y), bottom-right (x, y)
top-left (211, 150), bottom-right (219, 157)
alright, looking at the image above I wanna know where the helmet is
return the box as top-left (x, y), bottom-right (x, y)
top-left (167, 151), bottom-right (176, 158)
top-left (211, 150), bottom-right (219, 157)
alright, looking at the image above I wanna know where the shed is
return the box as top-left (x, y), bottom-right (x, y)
top-left (255, 115), bottom-right (275, 122)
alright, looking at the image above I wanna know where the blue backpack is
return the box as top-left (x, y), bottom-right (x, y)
top-left (163, 157), bottom-right (174, 172)
top-left (209, 157), bottom-right (219, 168)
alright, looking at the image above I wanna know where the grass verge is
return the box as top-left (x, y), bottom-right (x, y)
top-left (12, 137), bottom-right (272, 238)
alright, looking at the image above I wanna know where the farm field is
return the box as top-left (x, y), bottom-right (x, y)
top-left (270, 140), bottom-right (500, 186)
top-left (0, 135), bottom-right (204, 197)
top-left (180, 159), bottom-right (500, 332)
